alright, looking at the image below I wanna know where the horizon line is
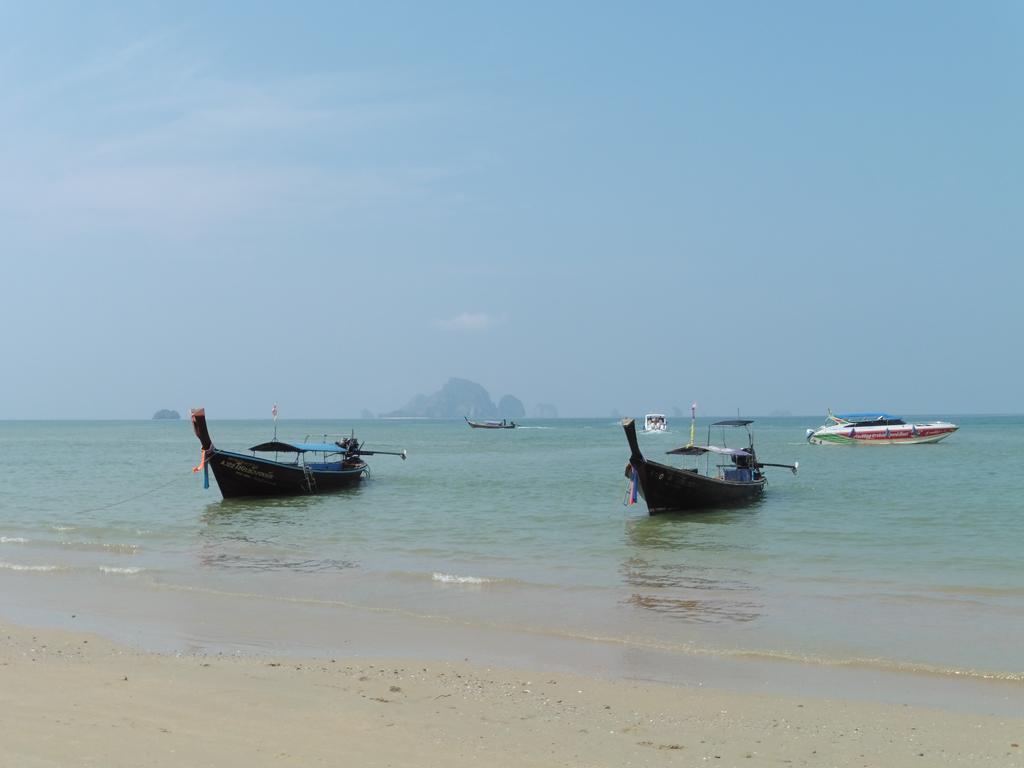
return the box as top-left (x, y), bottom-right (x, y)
top-left (1, 412), bottom-right (1020, 422)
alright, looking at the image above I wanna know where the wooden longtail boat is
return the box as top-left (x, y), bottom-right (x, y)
top-left (464, 417), bottom-right (517, 429)
top-left (622, 417), bottom-right (797, 515)
top-left (190, 408), bottom-right (405, 499)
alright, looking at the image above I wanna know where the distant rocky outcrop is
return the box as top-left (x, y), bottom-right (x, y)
top-left (152, 409), bottom-right (181, 420)
top-left (384, 378), bottom-right (522, 419)
top-left (360, 409), bottom-right (376, 419)
top-left (533, 403), bottom-right (559, 419)
top-left (497, 395), bottom-right (526, 420)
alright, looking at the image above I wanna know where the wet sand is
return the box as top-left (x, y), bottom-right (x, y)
top-left (2, 621), bottom-right (1021, 767)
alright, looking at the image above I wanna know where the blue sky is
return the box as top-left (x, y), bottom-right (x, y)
top-left (1, 2), bottom-right (1020, 418)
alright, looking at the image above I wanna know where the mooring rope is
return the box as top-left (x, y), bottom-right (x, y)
top-left (79, 475), bottom-right (192, 514)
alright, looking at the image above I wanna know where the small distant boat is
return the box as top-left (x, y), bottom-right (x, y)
top-left (806, 411), bottom-right (958, 445)
top-left (464, 417), bottom-right (517, 429)
top-left (623, 417), bottom-right (797, 515)
top-left (643, 413), bottom-right (668, 433)
top-left (190, 408), bottom-right (406, 498)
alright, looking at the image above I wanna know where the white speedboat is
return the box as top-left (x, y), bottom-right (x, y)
top-left (806, 411), bottom-right (958, 445)
top-left (643, 413), bottom-right (668, 433)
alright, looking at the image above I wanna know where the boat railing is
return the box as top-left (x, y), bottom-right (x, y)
top-left (302, 464), bottom-right (317, 493)
top-left (304, 433), bottom-right (354, 443)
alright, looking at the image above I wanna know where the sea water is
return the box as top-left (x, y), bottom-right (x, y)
top-left (1, 416), bottom-right (1022, 711)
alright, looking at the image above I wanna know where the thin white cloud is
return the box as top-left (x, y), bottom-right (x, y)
top-left (434, 312), bottom-right (502, 331)
top-left (0, 55), bottom-right (468, 240)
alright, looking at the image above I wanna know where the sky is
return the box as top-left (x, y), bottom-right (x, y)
top-left (1, 2), bottom-right (1021, 419)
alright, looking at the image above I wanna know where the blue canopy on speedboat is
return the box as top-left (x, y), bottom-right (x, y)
top-left (249, 441), bottom-right (347, 453)
top-left (833, 412), bottom-right (901, 422)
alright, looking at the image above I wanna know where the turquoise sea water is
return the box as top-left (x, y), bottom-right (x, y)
top-left (1, 416), bottom-right (1022, 710)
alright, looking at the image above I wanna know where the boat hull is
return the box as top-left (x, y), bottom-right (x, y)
top-left (206, 449), bottom-right (367, 498)
top-left (465, 418), bottom-right (516, 429)
top-left (629, 457), bottom-right (765, 514)
top-left (623, 418), bottom-right (764, 515)
top-left (807, 423), bottom-right (957, 446)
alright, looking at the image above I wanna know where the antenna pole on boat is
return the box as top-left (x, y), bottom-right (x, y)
top-left (689, 402), bottom-right (696, 447)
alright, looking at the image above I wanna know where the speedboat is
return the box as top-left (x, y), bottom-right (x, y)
top-left (805, 411), bottom-right (958, 445)
top-left (643, 413), bottom-right (668, 432)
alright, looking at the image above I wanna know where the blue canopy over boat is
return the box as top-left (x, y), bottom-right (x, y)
top-left (249, 440), bottom-right (348, 453)
top-left (667, 445), bottom-right (752, 457)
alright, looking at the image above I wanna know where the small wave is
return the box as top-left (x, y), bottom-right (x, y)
top-left (0, 561), bottom-right (62, 572)
top-left (202, 554), bottom-right (356, 573)
top-left (1, 537), bottom-right (28, 544)
top-left (932, 583), bottom-right (1024, 598)
top-left (99, 566), bottom-right (144, 575)
top-left (432, 572), bottom-right (493, 585)
top-left (719, 648), bottom-right (1024, 683)
top-left (60, 541), bottom-right (140, 555)
top-left (51, 525), bottom-right (76, 532)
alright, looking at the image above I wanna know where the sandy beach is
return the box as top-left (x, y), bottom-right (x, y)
top-left (2, 621), bottom-right (1020, 768)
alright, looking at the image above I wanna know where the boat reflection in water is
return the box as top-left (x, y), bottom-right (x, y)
top-left (198, 494), bottom-right (361, 574)
top-left (199, 493), bottom-right (334, 528)
top-left (621, 516), bottom-right (762, 625)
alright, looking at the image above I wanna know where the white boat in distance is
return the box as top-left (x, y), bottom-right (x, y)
top-left (806, 411), bottom-right (958, 445)
top-left (643, 413), bottom-right (668, 433)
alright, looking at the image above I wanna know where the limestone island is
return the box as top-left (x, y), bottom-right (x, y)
top-left (384, 378), bottom-right (526, 420)
top-left (152, 409), bottom-right (181, 420)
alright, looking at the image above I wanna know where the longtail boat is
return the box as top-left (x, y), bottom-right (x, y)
top-left (805, 411), bottom-right (958, 445)
top-left (190, 408), bottom-right (406, 498)
top-left (622, 417), bottom-right (797, 515)
top-left (464, 417), bottom-right (517, 429)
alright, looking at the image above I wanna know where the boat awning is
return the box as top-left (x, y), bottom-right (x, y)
top-left (667, 445), bottom-right (751, 457)
top-left (249, 441), bottom-right (344, 453)
top-left (833, 412), bottom-right (900, 422)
